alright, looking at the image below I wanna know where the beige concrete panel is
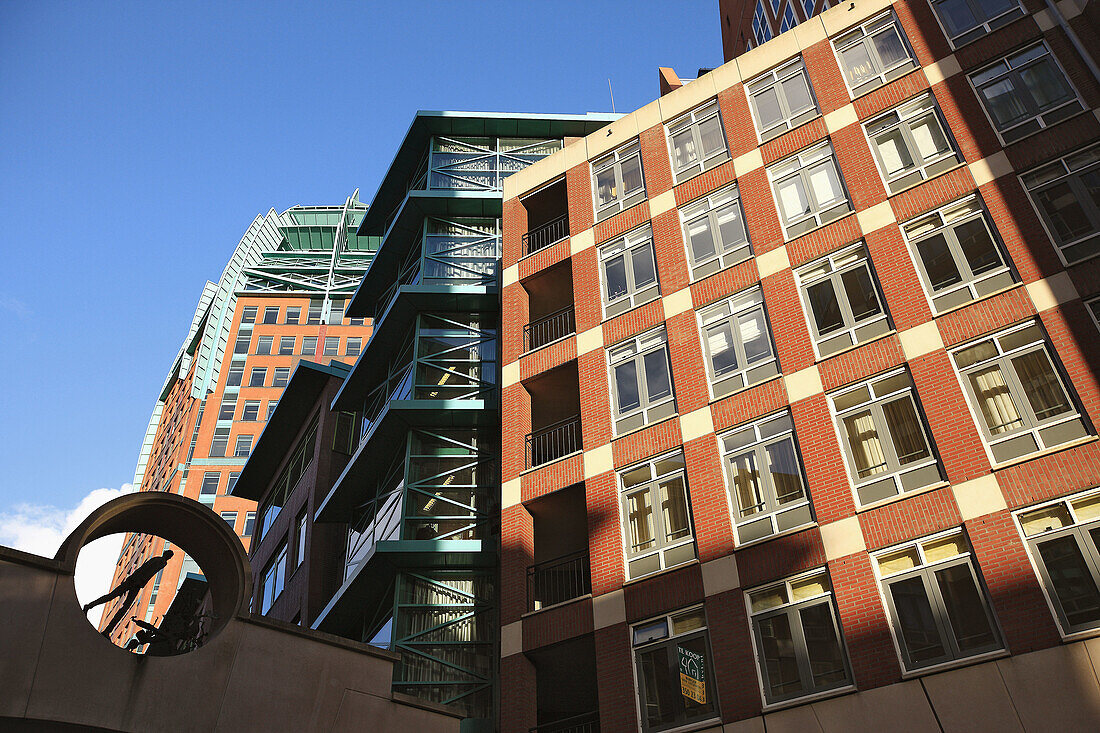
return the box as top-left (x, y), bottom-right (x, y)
top-left (733, 147), bottom-right (765, 177)
top-left (592, 589), bottom-right (626, 629)
top-left (857, 201), bottom-right (896, 235)
top-left (708, 59), bottom-right (742, 94)
top-left (784, 365), bottom-right (823, 403)
top-left (503, 263), bottom-right (519, 287)
top-left (899, 321), bottom-right (944, 361)
top-left (502, 361), bottom-right (520, 388)
top-left (763, 703), bottom-right (825, 733)
top-left (1095, 108), bottom-right (1100, 125)
top-left (659, 72), bottom-right (719, 123)
top-left (1026, 271), bottom-right (1080, 312)
top-left (921, 659), bottom-right (1024, 733)
top-left (563, 139), bottom-right (590, 170)
top-left (701, 555), bottom-right (740, 597)
top-left (583, 444), bottom-right (614, 479)
top-left (820, 0), bottom-right (895, 36)
top-left (952, 474), bottom-right (1007, 521)
top-left (1057, 0), bottom-right (1085, 19)
top-left (793, 16), bottom-right (828, 49)
top-left (1033, 9), bottom-right (1056, 30)
top-left (756, 245), bottom-right (790, 278)
top-left (737, 30), bottom-right (801, 80)
top-left (570, 227), bottom-right (595, 256)
top-left (576, 325), bottom-right (603, 356)
top-left (504, 151), bottom-right (568, 201)
top-left (924, 55), bottom-right (962, 85)
top-left (503, 478), bottom-right (521, 509)
top-left (969, 152), bottom-right (1013, 187)
top-left (586, 113), bottom-right (641, 161)
top-left (996, 642), bottom-right (1100, 730)
top-left (723, 716), bottom-right (766, 733)
top-left (820, 516), bottom-right (866, 560)
top-left (649, 189), bottom-right (677, 218)
top-left (634, 99), bottom-right (663, 133)
top-left (500, 620), bottom-right (523, 657)
top-left (0, 559), bottom-right (57, 717)
top-left (680, 406), bottom-right (715, 443)
top-left (662, 287), bottom-right (694, 319)
top-left (811, 679), bottom-right (940, 733)
top-left (824, 104), bottom-right (857, 134)
top-left (331, 689), bottom-right (459, 732)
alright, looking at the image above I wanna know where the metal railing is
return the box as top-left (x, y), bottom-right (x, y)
top-left (530, 711), bottom-right (600, 733)
top-left (525, 414), bottom-right (582, 469)
top-left (528, 550), bottom-right (591, 612)
top-left (522, 214), bottom-right (569, 255)
top-left (523, 306), bottom-right (576, 352)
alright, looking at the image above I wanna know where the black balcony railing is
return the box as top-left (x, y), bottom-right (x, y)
top-left (531, 711), bottom-right (600, 733)
top-left (523, 306), bottom-right (576, 352)
top-left (528, 550), bottom-right (591, 612)
top-left (525, 414), bottom-right (581, 468)
top-left (522, 214), bottom-right (569, 255)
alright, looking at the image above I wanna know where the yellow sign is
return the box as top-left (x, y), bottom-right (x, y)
top-left (678, 646), bottom-right (706, 705)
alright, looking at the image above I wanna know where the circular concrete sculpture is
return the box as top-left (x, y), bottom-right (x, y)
top-left (56, 491), bottom-right (252, 642)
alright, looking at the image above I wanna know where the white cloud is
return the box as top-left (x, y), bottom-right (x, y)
top-left (0, 484), bottom-right (134, 626)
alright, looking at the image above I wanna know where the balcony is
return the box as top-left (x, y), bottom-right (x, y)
top-left (528, 550), bottom-right (590, 612)
top-left (522, 260), bottom-right (575, 353)
top-left (526, 415), bottom-right (582, 470)
top-left (526, 483), bottom-right (589, 612)
top-left (523, 363), bottom-right (582, 469)
top-left (523, 215), bottom-right (569, 256)
top-left (524, 306), bottom-right (576, 353)
top-left (528, 634), bottom-right (599, 733)
top-left (520, 179), bottom-right (569, 256)
top-left (531, 712), bottom-right (599, 733)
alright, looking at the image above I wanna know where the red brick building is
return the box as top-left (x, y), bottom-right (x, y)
top-left (500, 1), bottom-right (1100, 730)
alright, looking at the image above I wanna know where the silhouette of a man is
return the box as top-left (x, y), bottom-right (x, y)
top-left (84, 550), bottom-right (174, 638)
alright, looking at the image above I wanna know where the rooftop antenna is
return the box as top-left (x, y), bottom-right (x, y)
top-left (608, 78), bottom-right (616, 113)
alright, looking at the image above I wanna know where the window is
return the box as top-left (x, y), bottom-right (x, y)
top-left (261, 543), bottom-right (287, 614)
top-left (302, 336), bottom-right (318, 355)
top-left (220, 511), bottom-right (238, 530)
top-left (768, 141), bottom-right (852, 239)
top-left (796, 242), bottom-right (890, 357)
top-left (226, 365), bottom-right (244, 387)
top-left (864, 95), bottom-right (961, 193)
top-left (333, 411), bottom-right (358, 454)
top-left (1016, 489), bottom-right (1100, 635)
top-left (722, 412), bottom-right (812, 544)
top-left (832, 12), bottom-right (917, 96)
top-left (929, 0), bottom-right (1023, 47)
top-left (267, 401), bottom-right (278, 420)
top-left (324, 337), bottom-right (340, 356)
top-left (210, 428), bottom-right (230, 458)
top-left (329, 299), bottom-right (345, 325)
top-left (902, 195), bottom-right (1015, 312)
top-left (227, 472), bottom-right (240, 493)
top-left (829, 368), bottom-right (942, 506)
top-left (241, 401), bottom-right (260, 421)
top-left (199, 472), bottom-right (220, 502)
top-left (273, 367), bottom-right (290, 387)
top-left (592, 141), bottom-right (646, 221)
top-left (243, 512), bottom-right (256, 538)
top-left (951, 321), bottom-right (1087, 463)
top-left (241, 306), bottom-right (258, 324)
top-left (349, 316), bottom-right (367, 326)
top-left (256, 336), bottom-right (273, 355)
top-left (874, 530), bottom-right (1003, 670)
top-left (296, 511), bottom-right (307, 567)
top-left (234, 435), bottom-right (253, 457)
top-left (279, 337), bottom-right (295, 355)
top-left (609, 327), bottom-right (676, 435)
top-left (285, 306), bottom-right (301, 325)
top-left (347, 337), bottom-right (363, 356)
top-left (631, 608), bottom-right (718, 732)
top-left (680, 184), bottom-right (751, 280)
top-left (233, 335), bottom-right (251, 355)
top-left (667, 100), bottom-right (729, 183)
top-left (218, 397), bottom-right (236, 421)
top-left (600, 225), bottom-right (660, 318)
top-left (306, 301), bottom-right (323, 325)
top-left (747, 58), bottom-right (819, 142)
top-left (249, 368), bottom-right (267, 387)
top-left (1020, 142), bottom-right (1100, 264)
top-left (747, 570), bottom-right (852, 704)
top-left (970, 43), bottom-right (1083, 144)
top-left (263, 307), bottom-right (279, 324)
top-left (620, 452), bottom-right (695, 578)
top-left (1088, 297), bottom-right (1100, 333)
top-left (698, 286), bottom-right (778, 399)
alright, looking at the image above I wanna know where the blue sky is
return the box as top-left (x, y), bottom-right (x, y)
top-left (0, 1), bottom-right (718, 523)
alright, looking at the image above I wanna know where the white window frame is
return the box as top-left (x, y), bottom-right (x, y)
top-left (592, 141), bottom-right (646, 222)
top-left (347, 337), bottom-right (363, 357)
top-left (1020, 142), bottom-right (1100, 265)
top-left (241, 400), bottom-right (261, 422)
top-left (1014, 487), bottom-right (1100, 638)
top-left (256, 335), bottom-right (273, 355)
top-left (666, 99), bottom-right (729, 183)
top-left (234, 434), bottom-right (253, 458)
top-left (872, 528), bottom-right (1004, 672)
top-left (599, 225), bottom-right (660, 319)
top-left (949, 320), bottom-right (1088, 465)
top-left (927, 0), bottom-right (1024, 49)
top-left (831, 11), bottom-right (918, 98)
top-left (720, 411), bottom-right (813, 545)
top-left (767, 141), bottom-right (852, 240)
top-left (863, 94), bottom-right (961, 194)
top-left (746, 57), bottom-right (820, 142)
top-left (618, 451), bottom-right (696, 579)
top-left (697, 286), bottom-right (778, 399)
top-left (1087, 297), bottom-right (1100, 334)
top-left (608, 327), bottom-right (677, 435)
top-left (272, 367), bottom-right (291, 388)
top-left (745, 569), bottom-right (853, 705)
top-left (680, 183), bottom-right (752, 281)
top-left (901, 194), bottom-right (1016, 313)
top-left (795, 242), bottom-right (891, 358)
top-left (278, 336), bottom-right (295, 355)
top-left (828, 367), bottom-right (943, 507)
top-left (261, 543), bottom-right (288, 614)
top-left (968, 42), bottom-right (1084, 145)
